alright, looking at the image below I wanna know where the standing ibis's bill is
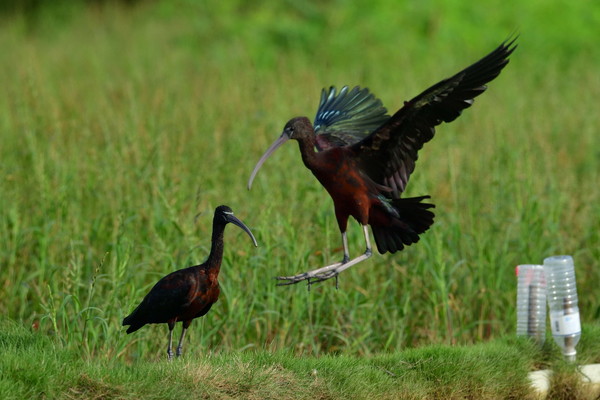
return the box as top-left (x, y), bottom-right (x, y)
top-left (248, 38), bottom-right (517, 287)
top-left (122, 205), bottom-right (258, 360)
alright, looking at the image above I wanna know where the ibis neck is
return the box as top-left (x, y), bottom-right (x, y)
top-left (206, 221), bottom-right (226, 272)
top-left (295, 135), bottom-right (318, 169)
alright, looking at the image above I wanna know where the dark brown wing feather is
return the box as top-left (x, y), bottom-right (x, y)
top-left (122, 266), bottom-right (205, 332)
top-left (352, 38), bottom-right (517, 197)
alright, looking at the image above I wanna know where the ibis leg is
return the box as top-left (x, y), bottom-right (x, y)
top-left (313, 225), bottom-right (372, 282)
top-left (176, 322), bottom-right (190, 357)
top-left (166, 322), bottom-right (175, 361)
top-left (276, 232), bottom-right (349, 284)
top-left (276, 226), bottom-right (372, 286)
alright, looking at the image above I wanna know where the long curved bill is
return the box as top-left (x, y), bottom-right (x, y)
top-left (225, 213), bottom-right (258, 247)
top-left (247, 134), bottom-right (290, 190)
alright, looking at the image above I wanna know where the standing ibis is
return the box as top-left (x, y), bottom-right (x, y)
top-left (248, 39), bottom-right (516, 286)
top-left (122, 205), bottom-right (258, 360)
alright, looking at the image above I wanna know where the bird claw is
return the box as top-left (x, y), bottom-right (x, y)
top-left (275, 270), bottom-right (339, 287)
top-left (308, 270), bottom-right (339, 284)
top-left (276, 248), bottom-right (372, 289)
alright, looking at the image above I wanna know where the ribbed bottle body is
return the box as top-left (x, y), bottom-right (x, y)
top-left (516, 264), bottom-right (546, 344)
top-left (544, 255), bottom-right (581, 361)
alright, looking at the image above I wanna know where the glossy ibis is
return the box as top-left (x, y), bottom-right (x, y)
top-left (248, 39), bottom-right (516, 286)
top-left (122, 205), bottom-right (258, 360)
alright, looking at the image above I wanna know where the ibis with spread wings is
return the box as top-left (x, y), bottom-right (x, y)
top-left (248, 39), bottom-right (516, 286)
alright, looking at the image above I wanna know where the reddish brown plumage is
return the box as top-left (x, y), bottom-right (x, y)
top-left (291, 117), bottom-right (433, 250)
top-left (248, 39), bottom-right (516, 285)
top-left (308, 146), bottom-right (379, 230)
top-left (122, 205), bottom-right (257, 359)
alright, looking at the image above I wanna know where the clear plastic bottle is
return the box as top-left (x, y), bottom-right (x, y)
top-left (516, 264), bottom-right (546, 344)
top-left (543, 255), bottom-right (581, 362)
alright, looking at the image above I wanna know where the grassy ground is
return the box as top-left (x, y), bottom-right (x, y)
top-left (6, 319), bottom-right (599, 400)
top-left (0, 0), bottom-right (599, 374)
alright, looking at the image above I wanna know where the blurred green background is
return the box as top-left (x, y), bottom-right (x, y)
top-left (0, 0), bottom-right (598, 360)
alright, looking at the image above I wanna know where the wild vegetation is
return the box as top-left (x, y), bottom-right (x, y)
top-left (3, 319), bottom-right (600, 399)
top-left (0, 0), bottom-right (599, 397)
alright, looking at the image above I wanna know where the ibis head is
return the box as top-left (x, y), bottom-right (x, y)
top-left (247, 117), bottom-right (313, 190)
top-left (215, 205), bottom-right (258, 247)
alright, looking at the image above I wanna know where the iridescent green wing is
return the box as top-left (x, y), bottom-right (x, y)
top-left (313, 86), bottom-right (390, 151)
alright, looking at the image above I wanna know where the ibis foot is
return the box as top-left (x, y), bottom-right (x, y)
top-left (275, 270), bottom-right (338, 286)
top-left (276, 261), bottom-right (343, 286)
top-left (276, 249), bottom-right (372, 287)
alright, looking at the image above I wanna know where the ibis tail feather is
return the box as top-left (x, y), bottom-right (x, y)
top-left (372, 195), bottom-right (435, 254)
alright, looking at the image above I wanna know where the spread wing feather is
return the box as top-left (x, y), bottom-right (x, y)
top-left (313, 86), bottom-right (390, 151)
top-left (352, 38), bottom-right (517, 197)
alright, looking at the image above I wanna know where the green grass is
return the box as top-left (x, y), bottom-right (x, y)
top-left (0, 0), bottom-right (599, 369)
top-left (4, 319), bottom-right (600, 399)
top-left (0, 319), bottom-right (548, 399)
